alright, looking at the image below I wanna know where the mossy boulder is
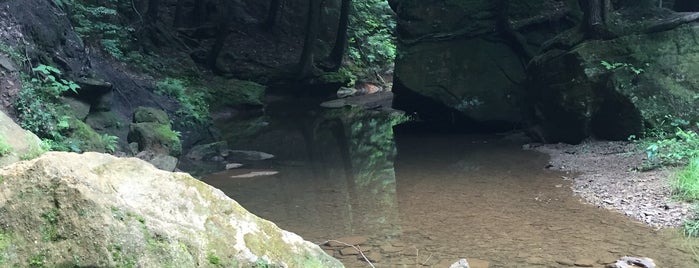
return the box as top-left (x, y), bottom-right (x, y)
top-left (133, 106), bottom-right (170, 125)
top-left (0, 152), bottom-right (343, 267)
top-left (128, 107), bottom-right (182, 156)
top-left (529, 25), bottom-right (699, 143)
top-left (205, 78), bottom-right (265, 110)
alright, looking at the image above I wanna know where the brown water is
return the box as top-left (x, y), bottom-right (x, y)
top-left (202, 109), bottom-right (699, 267)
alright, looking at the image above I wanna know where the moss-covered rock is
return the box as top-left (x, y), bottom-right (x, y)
top-left (133, 106), bottom-right (170, 125)
top-left (128, 122), bottom-right (182, 156)
top-left (530, 25), bottom-right (699, 143)
top-left (0, 152), bottom-right (343, 267)
top-left (205, 78), bottom-right (265, 110)
top-left (128, 107), bottom-right (181, 157)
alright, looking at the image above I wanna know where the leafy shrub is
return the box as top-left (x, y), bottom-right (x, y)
top-left (644, 127), bottom-right (699, 167)
top-left (60, 0), bottom-right (137, 61)
top-left (155, 78), bottom-right (210, 126)
top-left (675, 157), bottom-right (699, 200)
top-left (101, 134), bottom-right (119, 153)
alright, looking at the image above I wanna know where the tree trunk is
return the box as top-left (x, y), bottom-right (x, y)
top-left (578, 0), bottom-right (612, 38)
top-left (327, 0), bottom-right (352, 71)
top-left (207, 3), bottom-right (233, 74)
top-left (173, 0), bottom-right (186, 27)
top-left (193, 0), bottom-right (208, 25)
top-left (298, 0), bottom-right (322, 78)
top-left (495, 0), bottom-right (533, 62)
top-left (146, 0), bottom-right (160, 23)
top-left (264, 0), bottom-right (282, 30)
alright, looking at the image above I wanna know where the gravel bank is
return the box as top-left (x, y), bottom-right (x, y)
top-left (531, 140), bottom-right (693, 228)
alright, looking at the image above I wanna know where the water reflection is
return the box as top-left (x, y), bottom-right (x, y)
top-left (203, 104), bottom-right (699, 267)
top-left (204, 106), bottom-right (405, 239)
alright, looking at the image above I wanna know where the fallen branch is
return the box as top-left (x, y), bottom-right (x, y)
top-left (320, 240), bottom-right (375, 268)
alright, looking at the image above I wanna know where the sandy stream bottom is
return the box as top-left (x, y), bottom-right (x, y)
top-left (203, 133), bottom-right (699, 267)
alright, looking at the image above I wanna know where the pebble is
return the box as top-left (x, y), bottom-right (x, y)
top-left (361, 252), bottom-right (382, 263)
top-left (340, 246), bottom-right (363, 255)
top-left (574, 258), bottom-right (595, 267)
top-left (556, 259), bottom-right (576, 266)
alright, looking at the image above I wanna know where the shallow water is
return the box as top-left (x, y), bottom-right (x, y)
top-left (202, 108), bottom-right (699, 267)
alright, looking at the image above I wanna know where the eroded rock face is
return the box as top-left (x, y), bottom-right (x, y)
top-left (0, 152), bottom-right (343, 267)
top-left (391, 0), bottom-right (563, 130)
top-left (529, 25), bottom-right (699, 143)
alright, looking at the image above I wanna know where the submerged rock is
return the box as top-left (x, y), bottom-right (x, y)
top-left (0, 152), bottom-right (343, 267)
top-left (613, 256), bottom-right (656, 268)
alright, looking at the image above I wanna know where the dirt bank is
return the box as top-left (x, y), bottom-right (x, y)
top-left (531, 140), bottom-right (693, 228)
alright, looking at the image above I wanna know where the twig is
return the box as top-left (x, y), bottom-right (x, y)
top-left (320, 240), bottom-right (375, 268)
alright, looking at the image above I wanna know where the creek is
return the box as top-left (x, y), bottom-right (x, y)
top-left (201, 101), bottom-right (699, 267)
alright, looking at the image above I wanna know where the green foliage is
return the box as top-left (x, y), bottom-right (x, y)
top-left (348, 0), bottom-right (396, 77)
top-left (16, 67), bottom-right (75, 143)
top-left (32, 64), bottom-right (80, 95)
top-left (0, 135), bottom-right (12, 156)
top-left (61, 0), bottom-right (137, 61)
top-left (155, 78), bottom-right (210, 126)
top-left (600, 60), bottom-right (647, 75)
top-left (101, 134), bottom-right (119, 153)
top-left (207, 252), bottom-right (221, 265)
top-left (20, 142), bottom-right (47, 161)
top-left (644, 127), bottom-right (699, 167)
top-left (675, 157), bottom-right (699, 200)
top-left (28, 253), bottom-right (46, 267)
top-left (41, 208), bottom-right (60, 241)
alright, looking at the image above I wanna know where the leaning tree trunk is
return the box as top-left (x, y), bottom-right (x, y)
top-left (327, 0), bottom-right (352, 71)
top-left (297, 0), bottom-right (322, 78)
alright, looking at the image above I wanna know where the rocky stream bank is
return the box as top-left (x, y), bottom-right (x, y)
top-left (532, 140), bottom-right (693, 228)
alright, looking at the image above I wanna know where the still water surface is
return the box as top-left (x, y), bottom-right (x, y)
top-left (202, 107), bottom-right (699, 267)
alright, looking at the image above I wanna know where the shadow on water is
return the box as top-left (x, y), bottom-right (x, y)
top-left (202, 102), bottom-right (699, 267)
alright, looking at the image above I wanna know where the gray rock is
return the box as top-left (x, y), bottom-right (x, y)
top-left (60, 97), bottom-right (91, 120)
top-left (450, 258), bottom-right (471, 268)
top-left (225, 163), bottom-right (243, 169)
top-left (613, 256), bottom-right (656, 268)
top-left (225, 150), bottom-right (274, 161)
top-left (136, 151), bottom-right (178, 171)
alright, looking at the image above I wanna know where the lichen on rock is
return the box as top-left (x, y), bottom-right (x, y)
top-left (0, 152), bottom-right (343, 267)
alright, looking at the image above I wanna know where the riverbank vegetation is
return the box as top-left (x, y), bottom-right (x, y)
top-left (640, 125), bottom-right (699, 236)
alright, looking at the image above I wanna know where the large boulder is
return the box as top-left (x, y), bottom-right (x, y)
top-left (529, 25), bottom-right (699, 143)
top-left (0, 152), bottom-right (343, 267)
top-left (391, 0), bottom-right (564, 130)
top-left (0, 110), bottom-right (43, 167)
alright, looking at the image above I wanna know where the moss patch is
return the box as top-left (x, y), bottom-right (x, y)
top-left (205, 78), bottom-right (265, 110)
